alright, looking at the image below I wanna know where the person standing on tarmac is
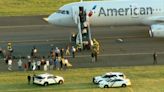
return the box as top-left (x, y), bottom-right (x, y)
top-left (91, 45), bottom-right (98, 62)
top-left (65, 45), bottom-right (70, 56)
top-left (93, 49), bottom-right (98, 62)
top-left (27, 75), bottom-right (31, 85)
top-left (60, 48), bottom-right (64, 58)
top-left (153, 51), bottom-right (157, 64)
top-left (93, 39), bottom-right (100, 54)
top-left (17, 57), bottom-right (23, 71)
top-left (71, 46), bottom-right (76, 58)
top-left (91, 52), bottom-right (95, 62)
top-left (7, 42), bottom-right (13, 56)
top-left (55, 47), bottom-right (60, 58)
top-left (8, 56), bottom-right (13, 71)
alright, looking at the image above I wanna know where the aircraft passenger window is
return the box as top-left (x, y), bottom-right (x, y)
top-left (57, 10), bottom-right (69, 15)
top-left (61, 10), bottom-right (65, 14)
top-left (66, 11), bottom-right (69, 14)
top-left (57, 10), bottom-right (62, 14)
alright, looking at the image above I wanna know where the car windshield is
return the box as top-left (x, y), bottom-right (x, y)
top-left (102, 75), bottom-right (108, 78)
top-left (119, 75), bottom-right (123, 77)
top-left (35, 76), bottom-right (45, 79)
top-left (102, 75), bottom-right (117, 78)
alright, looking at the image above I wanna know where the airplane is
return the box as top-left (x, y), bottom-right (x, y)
top-left (46, 0), bottom-right (164, 48)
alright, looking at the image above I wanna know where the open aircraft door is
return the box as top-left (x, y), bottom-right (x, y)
top-left (72, 6), bottom-right (79, 24)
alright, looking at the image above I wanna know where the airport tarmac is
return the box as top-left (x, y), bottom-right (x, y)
top-left (0, 16), bottom-right (164, 71)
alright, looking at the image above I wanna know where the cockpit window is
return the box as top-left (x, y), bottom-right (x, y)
top-left (57, 10), bottom-right (69, 14)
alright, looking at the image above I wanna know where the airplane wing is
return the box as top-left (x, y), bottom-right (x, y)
top-left (148, 16), bottom-right (164, 22)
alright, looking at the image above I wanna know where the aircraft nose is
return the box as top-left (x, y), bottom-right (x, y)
top-left (47, 12), bottom-right (59, 25)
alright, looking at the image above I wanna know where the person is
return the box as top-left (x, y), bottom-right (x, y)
top-left (71, 46), bottom-right (76, 58)
top-left (46, 59), bottom-right (50, 71)
top-left (93, 38), bottom-right (100, 54)
top-left (56, 57), bottom-right (60, 70)
top-left (91, 52), bottom-right (95, 62)
top-left (91, 49), bottom-right (98, 62)
top-left (50, 48), bottom-right (55, 58)
top-left (27, 75), bottom-right (31, 84)
top-left (63, 58), bottom-right (68, 70)
top-left (65, 46), bottom-right (70, 56)
top-left (17, 57), bottom-right (23, 71)
top-left (7, 42), bottom-right (13, 54)
top-left (55, 47), bottom-right (60, 58)
top-left (79, 7), bottom-right (86, 28)
top-left (94, 50), bottom-right (98, 62)
top-left (27, 56), bottom-right (31, 70)
top-left (71, 33), bottom-right (76, 42)
top-left (76, 43), bottom-right (82, 52)
top-left (24, 63), bottom-right (28, 71)
top-left (36, 59), bottom-right (41, 70)
top-left (41, 56), bottom-right (46, 65)
top-left (32, 60), bottom-right (36, 71)
top-left (8, 57), bottom-right (12, 71)
top-left (49, 58), bottom-right (54, 70)
top-left (60, 58), bottom-right (64, 70)
top-left (60, 48), bottom-right (64, 58)
top-left (31, 46), bottom-right (38, 58)
top-left (63, 58), bottom-right (72, 70)
top-left (153, 52), bottom-right (157, 64)
top-left (32, 74), bottom-right (36, 84)
top-left (0, 47), bottom-right (4, 59)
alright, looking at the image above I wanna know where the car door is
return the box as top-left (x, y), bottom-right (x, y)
top-left (112, 79), bottom-right (123, 87)
top-left (47, 76), bottom-right (56, 84)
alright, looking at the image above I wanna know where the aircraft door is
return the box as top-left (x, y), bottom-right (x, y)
top-left (72, 6), bottom-right (79, 24)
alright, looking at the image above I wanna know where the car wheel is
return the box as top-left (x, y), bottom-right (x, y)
top-left (104, 85), bottom-right (109, 88)
top-left (44, 82), bottom-right (48, 86)
top-left (58, 80), bottom-right (64, 84)
top-left (122, 84), bottom-right (126, 87)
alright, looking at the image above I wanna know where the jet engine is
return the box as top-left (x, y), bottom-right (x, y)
top-left (149, 24), bottom-right (164, 37)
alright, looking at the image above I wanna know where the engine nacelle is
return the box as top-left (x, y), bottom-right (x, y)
top-left (149, 24), bottom-right (164, 37)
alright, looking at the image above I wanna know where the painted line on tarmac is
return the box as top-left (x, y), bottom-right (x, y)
top-left (74, 52), bottom-right (164, 58)
top-left (97, 35), bottom-right (148, 39)
top-left (0, 39), bottom-right (67, 43)
top-left (0, 25), bottom-right (50, 28)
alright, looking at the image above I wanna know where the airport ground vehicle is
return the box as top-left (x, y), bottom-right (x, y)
top-left (99, 78), bottom-right (131, 88)
top-left (92, 72), bottom-right (126, 84)
top-left (33, 73), bottom-right (64, 86)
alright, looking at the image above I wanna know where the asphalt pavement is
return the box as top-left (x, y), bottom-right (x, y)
top-left (0, 16), bottom-right (164, 71)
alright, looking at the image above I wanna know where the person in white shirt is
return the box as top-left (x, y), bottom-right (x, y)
top-left (71, 46), bottom-right (76, 58)
top-left (17, 58), bottom-right (23, 71)
top-left (37, 60), bottom-right (41, 70)
top-left (46, 59), bottom-right (50, 70)
top-left (8, 58), bottom-right (12, 71)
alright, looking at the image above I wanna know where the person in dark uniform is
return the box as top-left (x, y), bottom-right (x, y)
top-left (79, 6), bottom-right (86, 28)
top-left (153, 52), bottom-right (157, 64)
top-left (27, 75), bottom-right (31, 84)
top-left (91, 52), bottom-right (95, 62)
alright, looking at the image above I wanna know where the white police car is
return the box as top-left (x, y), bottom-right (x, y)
top-left (92, 72), bottom-right (126, 84)
top-left (33, 73), bottom-right (64, 86)
top-left (99, 78), bottom-right (131, 88)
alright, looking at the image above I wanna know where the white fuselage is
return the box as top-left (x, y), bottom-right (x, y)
top-left (47, 0), bottom-right (164, 27)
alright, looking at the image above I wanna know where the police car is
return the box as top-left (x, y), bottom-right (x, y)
top-left (33, 73), bottom-right (64, 86)
top-left (99, 78), bottom-right (131, 88)
top-left (92, 72), bottom-right (126, 84)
